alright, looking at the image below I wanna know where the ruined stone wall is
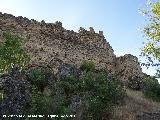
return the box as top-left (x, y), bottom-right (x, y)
top-left (0, 12), bottom-right (144, 81)
top-left (115, 54), bottom-right (144, 82)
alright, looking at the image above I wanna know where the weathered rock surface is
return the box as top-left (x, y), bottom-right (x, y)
top-left (127, 76), bottom-right (146, 91)
top-left (115, 54), bottom-right (144, 82)
top-left (0, 65), bottom-right (56, 118)
top-left (0, 66), bottom-right (32, 117)
top-left (56, 64), bottom-right (84, 119)
top-left (0, 12), bottom-right (144, 82)
top-left (56, 63), bottom-right (80, 80)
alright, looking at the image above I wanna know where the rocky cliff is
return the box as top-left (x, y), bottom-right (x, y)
top-left (0, 12), bottom-right (144, 81)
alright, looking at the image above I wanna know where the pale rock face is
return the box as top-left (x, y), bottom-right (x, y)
top-left (0, 12), bottom-right (144, 81)
top-left (115, 54), bottom-right (144, 82)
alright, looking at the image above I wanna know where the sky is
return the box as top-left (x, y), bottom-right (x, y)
top-left (0, 0), bottom-right (159, 77)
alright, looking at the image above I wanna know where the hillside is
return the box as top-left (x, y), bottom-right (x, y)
top-left (0, 12), bottom-right (160, 120)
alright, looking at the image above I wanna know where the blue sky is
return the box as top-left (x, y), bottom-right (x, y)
top-left (0, 0), bottom-right (158, 76)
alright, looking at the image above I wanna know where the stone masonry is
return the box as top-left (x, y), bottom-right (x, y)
top-left (0, 12), bottom-right (144, 81)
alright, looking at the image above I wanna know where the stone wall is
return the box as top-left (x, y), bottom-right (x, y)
top-left (115, 54), bottom-right (144, 82)
top-left (0, 12), bottom-right (144, 81)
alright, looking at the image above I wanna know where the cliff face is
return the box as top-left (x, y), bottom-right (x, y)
top-left (0, 12), bottom-right (144, 81)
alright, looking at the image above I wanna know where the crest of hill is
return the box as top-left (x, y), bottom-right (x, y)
top-left (0, 12), bottom-right (144, 81)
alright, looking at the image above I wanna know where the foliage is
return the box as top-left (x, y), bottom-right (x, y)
top-left (27, 86), bottom-right (73, 120)
top-left (25, 65), bottom-right (73, 120)
top-left (0, 32), bottom-right (30, 74)
top-left (20, 85), bottom-right (55, 120)
top-left (143, 76), bottom-right (160, 102)
top-left (140, 0), bottom-right (160, 63)
top-left (0, 31), bottom-right (124, 119)
top-left (80, 60), bottom-right (95, 72)
top-left (27, 67), bottom-right (50, 92)
top-left (57, 62), bottom-right (125, 120)
top-left (54, 76), bottom-right (80, 119)
top-left (140, 1), bottom-right (160, 101)
top-left (0, 53), bottom-right (125, 120)
top-left (80, 71), bottom-right (125, 119)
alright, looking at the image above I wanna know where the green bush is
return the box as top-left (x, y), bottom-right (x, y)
top-left (23, 86), bottom-right (56, 120)
top-left (27, 67), bottom-right (51, 92)
top-left (0, 32), bottom-right (30, 74)
top-left (57, 61), bottom-right (125, 120)
top-left (1, 51), bottom-right (124, 120)
top-left (143, 76), bottom-right (160, 102)
top-left (79, 71), bottom-right (125, 119)
top-left (80, 60), bottom-right (95, 72)
top-left (144, 84), bottom-right (160, 102)
top-left (24, 65), bottom-right (73, 120)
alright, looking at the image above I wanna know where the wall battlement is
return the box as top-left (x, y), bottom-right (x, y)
top-left (0, 12), bottom-right (144, 81)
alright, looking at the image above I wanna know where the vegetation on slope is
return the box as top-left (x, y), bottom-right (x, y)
top-left (0, 32), bottom-right (30, 74)
top-left (0, 32), bottom-right (125, 120)
top-left (140, 0), bottom-right (160, 103)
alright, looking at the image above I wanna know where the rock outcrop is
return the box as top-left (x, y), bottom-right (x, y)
top-left (0, 66), bottom-right (32, 116)
top-left (0, 12), bottom-right (144, 82)
top-left (115, 54), bottom-right (144, 82)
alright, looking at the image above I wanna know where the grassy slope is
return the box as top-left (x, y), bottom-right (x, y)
top-left (111, 88), bottom-right (160, 120)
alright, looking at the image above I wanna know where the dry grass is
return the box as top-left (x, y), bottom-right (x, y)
top-left (110, 88), bottom-right (160, 120)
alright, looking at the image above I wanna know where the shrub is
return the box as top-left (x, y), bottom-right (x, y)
top-left (80, 60), bottom-right (95, 72)
top-left (23, 86), bottom-right (56, 120)
top-left (144, 84), bottom-right (160, 102)
top-left (143, 76), bottom-right (160, 102)
top-left (78, 71), bottom-right (125, 119)
top-left (24, 66), bottom-right (73, 120)
top-left (27, 66), bottom-right (51, 92)
top-left (0, 57), bottom-right (125, 120)
top-left (0, 32), bottom-right (30, 74)
top-left (57, 61), bottom-right (125, 120)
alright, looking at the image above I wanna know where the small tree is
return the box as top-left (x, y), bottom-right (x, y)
top-left (141, 0), bottom-right (160, 60)
top-left (0, 32), bottom-right (30, 74)
top-left (143, 76), bottom-right (160, 102)
top-left (140, 0), bottom-right (160, 87)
